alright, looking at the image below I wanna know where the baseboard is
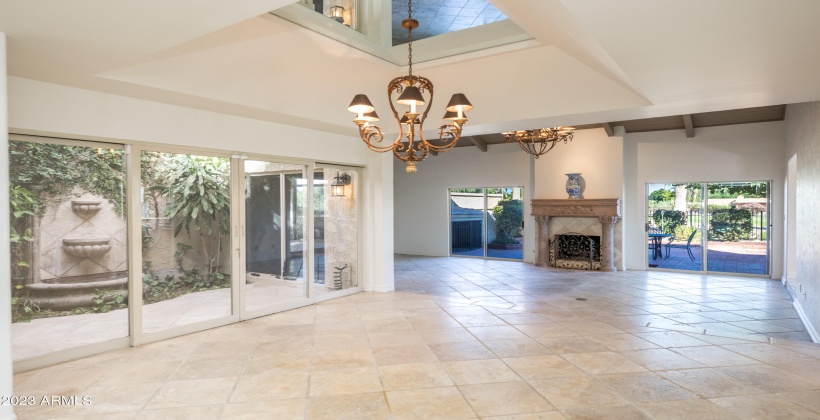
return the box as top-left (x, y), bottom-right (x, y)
top-left (792, 297), bottom-right (820, 344)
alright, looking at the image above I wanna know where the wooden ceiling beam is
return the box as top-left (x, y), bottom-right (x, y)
top-left (682, 114), bottom-right (695, 138)
top-left (468, 135), bottom-right (488, 152)
top-left (428, 149), bottom-right (438, 156)
top-left (602, 122), bottom-right (615, 137)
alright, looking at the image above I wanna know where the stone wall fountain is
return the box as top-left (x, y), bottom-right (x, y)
top-left (24, 195), bottom-right (128, 311)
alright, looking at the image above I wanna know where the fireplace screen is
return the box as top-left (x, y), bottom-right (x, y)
top-left (550, 233), bottom-right (601, 270)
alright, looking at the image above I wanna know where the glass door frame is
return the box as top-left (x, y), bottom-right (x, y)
top-left (448, 186), bottom-right (524, 261)
top-left (9, 134), bottom-right (132, 372)
top-left (645, 181), bottom-right (772, 278)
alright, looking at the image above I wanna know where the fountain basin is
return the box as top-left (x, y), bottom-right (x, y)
top-left (24, 277), bottom-right (128, 311)
top-left (62, 237), bottom-right (112, 258)
top-left (71, 199), bottom-right (104, 216)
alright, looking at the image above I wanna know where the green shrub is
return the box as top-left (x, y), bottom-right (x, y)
top-left (490, 199), bottom-right (523, 245)
top-left (652, 209), bottom-right (687, 235)
top-left (673, 224), bottom-right (700, 242)
top-left (709, 209), bottom-right (752, 241)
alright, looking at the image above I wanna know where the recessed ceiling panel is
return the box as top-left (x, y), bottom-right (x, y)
top-left (391, 0), bottom-right (508, 46)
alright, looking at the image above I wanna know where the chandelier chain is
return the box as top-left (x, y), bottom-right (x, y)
top-left (407, 0), bottom-right (413, 78)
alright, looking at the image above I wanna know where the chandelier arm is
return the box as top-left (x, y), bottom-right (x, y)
top-left (428, 124), bottom-right (462, 151)
top-left (416, 76), bottom-right (434, 124)
top-left (358, 124), bottom-right (398, 153)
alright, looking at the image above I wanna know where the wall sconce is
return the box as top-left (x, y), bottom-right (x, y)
top-left (329, 5), bottom-right (345, 23)
top-left (331, 172), bottom-right (351, 197)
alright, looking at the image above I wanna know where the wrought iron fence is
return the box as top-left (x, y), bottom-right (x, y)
top-left (452, 220), bottom-right (483, 251)
top-left (647, 208), bottom-right (767, 240)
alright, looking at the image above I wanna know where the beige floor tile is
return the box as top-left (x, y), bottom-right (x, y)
top-left (309, 366), bottom-right (382, 396)
top-left (483, 338), bottom-right (554, 358)
top-left (306, 392), bottom-right (389, 420)
top-left (407, 315), bottom-right (463, 330)
top-left (442, 305), bottom-right (492, 317)
top-left (372, 344), bottom-right (437, 366)
top-left (386, 387), bottom-right (476, 420)
top-left (777, 389), bottom-right (820, 413)
top-left (367, 330), bottom-right (425, 348)
top-left (469, 326), bottom-right (530, 340)
top-left (255, 335), bottom-right (314, 352)
top-left (170, 356), bottom-right (246, 381)
top-left (484, 412), bottom-right (565, 420)
top-left (379, 362), bottom-right (454, 390)
top-left (637, 399), bottom-right (741, 420)
top-left (229, 372), bottom-right (309, 402)
top-left (362, 317), bottom-right (415, 333)
top-left (670, 346), bottom-right (762, 367)
top-left (429, 341), bottom-right (495, 361)
top-left (187, 341), bottom-right (256, 360)
top-left (561, 352), bottom-right (648, 375)
top-left (417, 327), bottom-right (477, 344)
top-left (221, 399), bottom-right (305, 420)
top-left (514, 323), bottom-right (578, 338)
top-left (94, 360), bottom-right (183, 386)
top-left (560, 404), bottom-right (651, 420)
top-left (443, 359), bottom-right (520, 385)
top-left (135, 404), bottom-right (223, 420)
top-left (312, 333), bottom-right (370, 350)
top-left (597, 373), bottom-right (698, 403)
top-left (710, 394), bottom-right (819, 418)
top-left (658, 368), bottom-right (764, 398)
top-left (243, 350), bottom-right (311, 376)
top-left (619, 348), bottom-right (706, 371)
top-left (145, 377), bottom-right (236, 409)
top-left (454, 315), bottom-right (509, 327)
top-left (15, 364), bottom-right (108, 394)
top-left (313, 321), bottom-right (365, 335)
top-left (504, 355), bottom-right (587, 380)
top-left (496, 313), bottom-right (553, 325)
top-left (70, 382), bottom-right (163, 415)
top-left (716, 364), bottom-right (820, 392)
top-left (559, 322), bottom-right (626, 336)
top-left (586, 334), bottom-right (660, 352)
top-left (529, 376), bottom-right (627, 409)
top-left (311, 349), bottom-right (375, 370)
top-left (459, 381), bottom-right (554, 417)
top-left (536, 336), bottom-right (610, 354)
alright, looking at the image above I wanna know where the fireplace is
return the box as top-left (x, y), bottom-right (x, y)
top-left (531, 199), bottom-right (621, 272)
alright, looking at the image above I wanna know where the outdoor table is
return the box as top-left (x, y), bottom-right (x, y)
top-left (648, 233), bottom-right (672, 260)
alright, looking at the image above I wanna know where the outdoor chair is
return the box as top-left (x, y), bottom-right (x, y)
top-left (664, 229), bottom-right (698, 261)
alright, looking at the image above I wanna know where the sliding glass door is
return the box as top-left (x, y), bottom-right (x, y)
top-left (449, 187), bottom-right (523, 260)
top-left (10, 138), bottom-right (129, 361)
top-left (241, 160), bottom-right (309, 316)
top-left (646, 181), bottom-right (770, 276)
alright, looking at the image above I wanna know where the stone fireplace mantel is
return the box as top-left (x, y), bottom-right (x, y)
top-left (531, 199), bottom-right (622, 272)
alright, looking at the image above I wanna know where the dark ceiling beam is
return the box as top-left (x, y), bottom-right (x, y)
top-left (682, 114), bottom-right (694, 138)
top-left (468, 135), bottom-right (488, 152)
top-left (601, 122), bottom-right (615, 137)
top-left (428, 149), bottom-right (438, 156)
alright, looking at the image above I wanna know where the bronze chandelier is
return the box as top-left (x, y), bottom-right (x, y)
top-left (347, 0), bottom-right (474, 173)
top-left (503, 127), bottom-right (575, 158)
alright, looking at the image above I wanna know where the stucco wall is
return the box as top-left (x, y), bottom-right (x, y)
top-left (784, 102), bottom-right (820, 338)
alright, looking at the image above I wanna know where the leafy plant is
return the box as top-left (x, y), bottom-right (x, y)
top-left (11, 287), bottom-right (40, 323)
top-left (651, 209), bottom-right (687, 235)
top-left (673, 224), bottom-right (700, 242)
top-left (709, 208), bottom-right (753, 241)
top-left (490, 199), bottom-right (523, 245)
top-left (89, 289), bottom-right (127, 313)
top-left (159, 155), bottom-right (231, 282)
top-left (649, 188), bottom-right (673, 203)
top-left (9, 184), bottom-right (36, 286)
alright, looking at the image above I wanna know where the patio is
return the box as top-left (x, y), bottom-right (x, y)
top-left (649, 241), bottom-right (768, 275)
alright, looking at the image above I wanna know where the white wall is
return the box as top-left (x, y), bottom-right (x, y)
top-left (533, 128), bottom-right (624, 199)
top-left (1, 33), bottom-right (18, 420)
top-left (8, 77), bottom-right (366, 165)
top-left (393, 143), bottom-right (535, 262)
top-left (623, 121), bottom-right (786, 276)
top-left (784, 102), bottom-right (820, 340)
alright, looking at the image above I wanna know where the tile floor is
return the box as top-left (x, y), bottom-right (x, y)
top-left (12, 255), bottom-right (820, 419)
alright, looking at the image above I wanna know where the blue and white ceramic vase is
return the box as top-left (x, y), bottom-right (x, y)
top-left (565, 173), bottom-right (582, 199)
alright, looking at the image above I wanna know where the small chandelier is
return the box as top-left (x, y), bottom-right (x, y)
top-left (503, 127), bottom-right (575, 158)
top-left (347, 0), bottom-right (474, 173)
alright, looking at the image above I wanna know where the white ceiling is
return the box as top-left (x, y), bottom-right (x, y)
top-left (2, 0), bottom-right (819, 138)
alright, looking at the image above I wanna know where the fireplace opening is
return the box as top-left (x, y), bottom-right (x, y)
top-left (555, 233), bottom-right (601, 262)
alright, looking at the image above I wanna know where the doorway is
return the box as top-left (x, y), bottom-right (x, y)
top-left (449, 187), bottom-right (524, 260)
top-left (646, 181), bottom-right (770, 275)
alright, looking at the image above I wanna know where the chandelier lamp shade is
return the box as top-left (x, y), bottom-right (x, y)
top-left (347, 0), bottom-right (474, 173)
top-left (502, 126), bottom-right (575, 159)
